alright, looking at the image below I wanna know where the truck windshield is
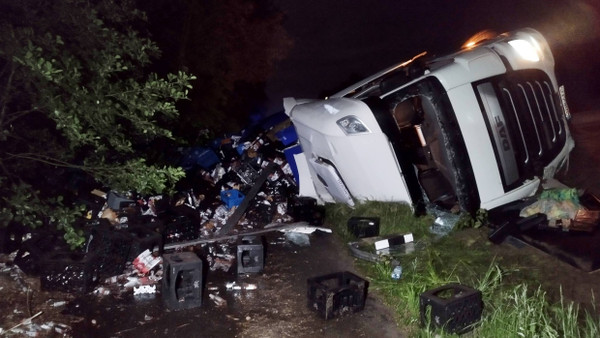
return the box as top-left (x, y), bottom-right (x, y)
top-left (367, 77), bottom-right (479, 213)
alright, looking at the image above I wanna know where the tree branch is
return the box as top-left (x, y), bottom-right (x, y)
top-left (5, 152), bottom-right (75, 168)
top-left (4, 109), bottom-right (37, 125)
top-left (4, 152), bottom-right (147, 174)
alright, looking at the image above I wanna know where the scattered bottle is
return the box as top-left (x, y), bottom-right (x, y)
top-left (391, 265), bottom-right (403, 280)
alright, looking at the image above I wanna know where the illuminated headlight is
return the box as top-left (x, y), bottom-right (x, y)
top-left (336, 115), bottom-right (370, 135)
top-left (508, 39), bottom-right (540, 62)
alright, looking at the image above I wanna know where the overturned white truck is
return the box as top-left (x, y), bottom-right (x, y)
top-left (284, 28), bottom-right (574, 214)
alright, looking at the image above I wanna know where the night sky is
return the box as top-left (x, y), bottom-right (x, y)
top-left (264, 0), bottom-right (600, 114)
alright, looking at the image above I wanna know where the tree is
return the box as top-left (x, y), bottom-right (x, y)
top-left (0, 0), bottom-right (195, 247)
top-left (141, 0), bottom-right (293, 137)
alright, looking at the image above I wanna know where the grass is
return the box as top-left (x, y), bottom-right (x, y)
top-left (325, 201), bottom-right (600, 337)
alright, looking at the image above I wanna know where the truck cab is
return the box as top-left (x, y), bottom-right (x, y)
top-left (284, 28), bottom-right (574, 214)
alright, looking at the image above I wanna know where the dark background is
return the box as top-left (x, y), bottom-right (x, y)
top-left (264, 0), bottom-right (600, 115)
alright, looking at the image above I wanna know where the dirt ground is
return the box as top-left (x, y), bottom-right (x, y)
top-left (1, 110), bottom-right (599, 337)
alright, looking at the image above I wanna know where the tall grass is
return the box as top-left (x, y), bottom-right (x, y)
top-left (326, 201), bottom-right (600, 337)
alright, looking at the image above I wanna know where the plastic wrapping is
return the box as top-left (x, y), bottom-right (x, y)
top-left (520, 188), bottom-right (581, 220)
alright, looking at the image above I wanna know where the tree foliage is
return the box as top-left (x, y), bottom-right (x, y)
top-left (0, 0), bottom-right (194, 247)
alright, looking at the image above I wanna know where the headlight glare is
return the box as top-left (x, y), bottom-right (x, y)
top-left (508, 39), bottom-right (540, 62)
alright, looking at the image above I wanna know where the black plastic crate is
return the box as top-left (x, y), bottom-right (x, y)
top-left (126, 226), bottom-right (163, 260)
top-left (40, 251), bottom-right (99, 294)
top-left (107, 191), bottom-right (135, 210)
top-left (307, 271), bottom-right (369, 320)
top-left (14, 240), bottom-right (43, 276)
top-left (14, 231), bottom-right (68, 276)
top-left (129, 215), bottom-right (164, 234)
top-left (288, 196), bottom-right (326, 226)
top-left (420, 283), bottom-right (483, 334)
top-left (247, 201), bottom-right (275, 224)
top-left (347, 217), bottom-right (380, 238)
top-left (162, 252), bottom-right (203, 310)
top-left (0, 223), bottom-right (27, 254)
top-left (237, 235), bottom-right (264, 274)
top-left (86, 226), bottom-right (132, 279)
top-left (162, 216), bottom-right (199, 244)
top-left (235, 162), bottom-right (260, 185)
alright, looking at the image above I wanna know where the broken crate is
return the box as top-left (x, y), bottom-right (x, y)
top-left (40, 251), bottom-right (99, 294)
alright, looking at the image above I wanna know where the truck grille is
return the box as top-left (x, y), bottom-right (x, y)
top-left (500, 74), bottom-right (565, 166)
top-left (476, 69), bottom-right (568, 190)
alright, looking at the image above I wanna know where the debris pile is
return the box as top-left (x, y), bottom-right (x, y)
top-left (1, 112), bottom-right (335, 330)
top-left (488, 188), bottom-right (600, 244)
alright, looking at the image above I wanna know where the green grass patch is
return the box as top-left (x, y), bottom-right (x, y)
top-left (325, 201), bottom-right (600, 337)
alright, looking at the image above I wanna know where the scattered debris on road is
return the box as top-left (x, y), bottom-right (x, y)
top-left (0, 112), bottom-right (344, 332)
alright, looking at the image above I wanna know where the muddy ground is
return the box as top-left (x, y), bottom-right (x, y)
top-left (0, 230), bottom-right (401, 337)
top-left (1, 110), bottom-right (599, 337)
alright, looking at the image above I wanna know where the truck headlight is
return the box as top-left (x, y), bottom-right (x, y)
top-left (336, 116), bottom-right (370, 135)
top-left (508, 39), bottom-right (540, 62)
